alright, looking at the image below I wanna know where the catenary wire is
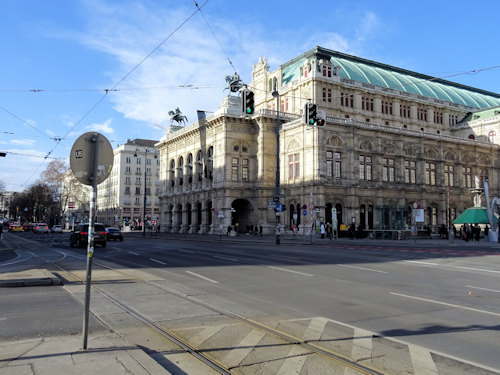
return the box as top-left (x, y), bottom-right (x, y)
top-left (16, 0), bottom-right (211, 188)
top-left (194, 0), bottom-right (238, 73)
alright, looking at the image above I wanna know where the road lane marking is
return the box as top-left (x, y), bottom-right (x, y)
top-left (268, 266), bottom-right (313, 276)
top-left (129, 251), bottom-right (140, 256)
top-left (213, 255), bottom-right (239, 262)
top-left (150, 258), bottom-right (167, 265)
top-left (390, 292), bottom-right (500, 317)
top-left (466, 285), bottom-right (500, 293)
top-left (403, 260), bottom-right (439, 266)
top-left (178, 249), bottom-right (196, 254)
top-left (337, 264), bottom-right (387, 274)
top-left (186, 271), bottom-right (219, 283)
top-left (449, 265), bottom-right (500, 274)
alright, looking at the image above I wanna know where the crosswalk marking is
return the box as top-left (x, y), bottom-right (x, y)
top-left (222, 330), bottom-right (266, 367)
top-left (409, 345), bottom-right (438, 374)
top-left (189, 326), bottom-right (224, 347)
top-left (276, 317), bottom-right (328, 374)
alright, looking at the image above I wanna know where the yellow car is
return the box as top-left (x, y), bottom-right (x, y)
top-left (9, 222), bottom-right (23, 232)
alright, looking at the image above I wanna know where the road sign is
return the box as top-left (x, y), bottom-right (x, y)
top-left (275, 203), bottom-right (284, 212)
top-left (70, 132), bottom-right (113, 186)
top-left (302, 210), bottom-right (307, 216)
top-left (68, 202), bottom-right (75, 209)
top-left (309, 202), bottom-right (315, 210)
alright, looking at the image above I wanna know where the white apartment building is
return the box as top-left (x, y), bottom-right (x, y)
top-left (96, 138), bottom-right (160, 230)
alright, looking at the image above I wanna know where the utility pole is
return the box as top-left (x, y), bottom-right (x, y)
top-left (272, 78), bottom-right (281, 245)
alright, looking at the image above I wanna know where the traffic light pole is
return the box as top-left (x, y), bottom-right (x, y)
top-left (272, 85), bottom-right (281, 245)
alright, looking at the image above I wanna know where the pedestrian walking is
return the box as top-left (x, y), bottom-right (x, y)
top-left (259, 225), bottom-right (263, 237)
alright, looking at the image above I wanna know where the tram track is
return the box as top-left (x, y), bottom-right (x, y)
top-left (49, 248), bottom-right (384, 375)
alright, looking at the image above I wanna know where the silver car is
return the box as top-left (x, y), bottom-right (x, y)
top-left (50, 225), bottom-right (63, 233)
top-left (33, 223), bottom-right (49, 233)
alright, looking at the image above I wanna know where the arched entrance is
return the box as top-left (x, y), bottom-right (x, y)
top-left (195, 202), bottom-right (202, 233)
top-left (231, 199), bottom-right (253, 234)
top-left (175, 203), bottom-right (182, 232)
top-left (288, 203), bottom-right (302, 229)
top-left (335, 203), bottom-right (343, 230)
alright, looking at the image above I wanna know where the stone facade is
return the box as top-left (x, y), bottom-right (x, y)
top-left (156, 47), bottom-right (500, 235)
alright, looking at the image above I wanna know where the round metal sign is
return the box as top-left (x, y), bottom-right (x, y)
top-left (70, 132), bottom-right (114, 186)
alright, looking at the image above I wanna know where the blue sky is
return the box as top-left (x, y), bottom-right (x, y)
top-left (1, 0), bottom-right (499, 191)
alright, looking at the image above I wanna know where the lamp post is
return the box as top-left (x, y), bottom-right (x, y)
top-left (134, 147), bottom-right (157, 238)
top-left (272, 79), bottom-right (281, 245)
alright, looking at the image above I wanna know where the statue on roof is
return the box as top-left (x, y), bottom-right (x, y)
top-left (224, 72), bottom-right (243, 94)
top-left (168, 108), bottom-right (188, 125)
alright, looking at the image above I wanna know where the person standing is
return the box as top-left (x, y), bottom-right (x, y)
top-left (320, 223), bottom-right (325, 239)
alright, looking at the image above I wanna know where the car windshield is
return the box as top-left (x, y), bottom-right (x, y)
top-left (108, 228), bottom-right (119, 232)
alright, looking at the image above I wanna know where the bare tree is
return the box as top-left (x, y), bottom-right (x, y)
top-left (39, 159), bottom-right (68, 201)
top-left (0, 180), bottom-right (5, 194)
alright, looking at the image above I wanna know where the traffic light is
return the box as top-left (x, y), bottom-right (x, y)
top-left (316, 109), bottom-right (326, 126)
top-left (305, 103), bottom-right (317, 125)
top-left (242, 90), bottom-right (255, 115)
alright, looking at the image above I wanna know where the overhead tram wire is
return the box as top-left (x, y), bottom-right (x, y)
top-left (0, 83), bottom-right (225, 94)
top-left (194, 0), bottom-right (237, 73)
top-left (0, 104), bottom-right (55, 141)
top-left (18, 1), bottom-right (210, 188)
top-left (60, 0), bottom-right (210, 143)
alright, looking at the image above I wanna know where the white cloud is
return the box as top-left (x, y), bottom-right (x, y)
top-left (11, 139), bottom-right (36, 146)
top-left (86, 118), bottom-right (114, 134)
top-left (68, 1), bottom-right (383, 131)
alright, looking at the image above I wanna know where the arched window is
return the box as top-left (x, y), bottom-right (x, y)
top-left (488, 130), bottom-right (497, 144)
top-left (196, 150), bottom-right (203, 181)
top-left (178, 156), bottom-right (184, 185)
top-left (187, 153), bottom-right (193, 184)
top-left (468, 134), bottom-right (475, 140)
top-left (170, 159), bottom-right (175, 186)
top-left (205, 146), bottom-right (214, 180)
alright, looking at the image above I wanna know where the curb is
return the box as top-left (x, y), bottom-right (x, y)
top-left (0, 269), bottom-right (62, 287)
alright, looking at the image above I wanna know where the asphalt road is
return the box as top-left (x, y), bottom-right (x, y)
top-left (3, 231), bottom-right (500, 372)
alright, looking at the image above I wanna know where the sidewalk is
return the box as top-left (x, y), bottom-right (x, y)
top-left (126, 229), bottom-right (500, 249)
top-left (0, 332), bottom-right (172, 375)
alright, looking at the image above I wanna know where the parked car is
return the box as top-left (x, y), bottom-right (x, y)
top-left (105, 227), bottom-right (123, 241)
top-left (70, 223), bottom-right (107, 248)
top-left (50, 225), bottom-right (63, 233)
top-left (23, 223), bottom-right (34, 232)
top-left (9, 222), bottom-right (23, 232)
top-left (33, 223), bottom-right (49, 233)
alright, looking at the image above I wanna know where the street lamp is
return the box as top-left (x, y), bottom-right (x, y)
top-left (272, 78), bottom-right (281, 245)
top-left (134, 147), bottom-right (157, 237)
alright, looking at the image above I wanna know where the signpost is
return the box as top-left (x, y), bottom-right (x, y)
top-left (70, 132), bottom-right (113, 350)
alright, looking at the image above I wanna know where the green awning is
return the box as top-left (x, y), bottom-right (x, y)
top-left (452, 207), bottom-right (494, 224)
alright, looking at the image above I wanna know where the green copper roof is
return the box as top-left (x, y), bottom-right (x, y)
top-left (460, 106), bottom-right (500, 123)
top-left (281, 47), bottom-right (500, 109)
